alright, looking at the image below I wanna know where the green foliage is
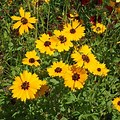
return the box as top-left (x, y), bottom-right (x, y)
top-left (0, 0), bottom-right (120, 120)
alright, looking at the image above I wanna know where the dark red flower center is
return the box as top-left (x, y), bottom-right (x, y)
top-left (21, 17), bottom-right (28, 24)
top-left (21, 81), bottom-right (30, 90)
top-left (44, 41), bottom-right (51, 47)
top-left (70, 28), bottom-right (76, 34)
top-left (117, 101), bottom-right (120, 106)
top-left (96, 27), bottom-right (101, 31)
top-left (97, 68), bottom-right (101, 72)
top-left (55, 67), bottom-right (62, 73)
top-left (72, 73), bottom-right (80, 81)
top-left (58, 35), bottom-right (67, 43)
top-left (82, 54), bottom-right (90, 63)
top-left (29, 58), bottom-right (35, 63)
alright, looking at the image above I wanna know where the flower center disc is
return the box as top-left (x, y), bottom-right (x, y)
top-left (82, 54), bottom-right (90, 63)
top-left (97, 68), bottom-right (101, 72)
top-left (21, 81), bottom-right (30, 90)
top-left (55, 67), bottom-right (62, 73)
top-left (118, 101), bottom-right (120, 106)
top-left (29, 58), bottom-right (35, 63)
top-left (58, 35), bottom-right (67, 43)
top-left (72, 73), bottom-right (80, 81)
top-left (21, 17), bottom-right (28, 24)
top-left (70, 28), bottom-right (76, 34)
top-left (96, 27), bottom-right (101, 31)
top-left (44, 41), bottom-right (51, 47)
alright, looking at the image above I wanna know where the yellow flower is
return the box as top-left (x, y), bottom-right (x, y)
top-left (91, 23), bottom-right (106, 34)
top-left (63, 65), bottom-right (88, 91)
top-left (112, 97), bottom-right (120, 112)
top-left (53, 30), bottom-right (73, 52)
top-left (63, 20), bottom-right (85, 41)
top-left (11, 7), bottom-right (37, 35)
top-left (47, 61), bottom-right (69, 77)
top-left (71, 45), bottom-right (96, 71)
top-left (22, 50), bottom-right (40, 67)
top-left (35, 34), bottom-right (57, 55)
top-left (90, 61), bottom-right (109, 76)
top-left (9, 70), bottom-right (43, 102)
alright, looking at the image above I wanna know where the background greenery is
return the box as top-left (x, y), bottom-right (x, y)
top-left (0, 0), bottom-right (120, 119)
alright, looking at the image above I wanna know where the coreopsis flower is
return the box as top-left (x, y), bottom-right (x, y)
top-left (91, 23), bottom-right (106, 34)
top-left (89, 61), bottom-right (109, 76)
top-left (11, 7), bottom-right (37, 35)
top-left (9, 70), bottom-right (43, 102)
top-left (63, 65), bottom-right (88, 90)
top-left (47, 61), bottom-right (69, 77)
top-left (53, 30), bottom-right (73, 52)
top-left (22, 50), bottom-right (40, 67)
top-left (35, 34), bottom-right (57, 55)
top-left (71, 45), bottom-right (96, 71)
top-left (63, 20), bottom-right (85, 41)
top-left (112, 97), bottom-right (120, 112)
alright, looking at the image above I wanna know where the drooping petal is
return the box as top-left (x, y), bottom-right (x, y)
top-left (27, 23), bottom-right (34, 29)
top-left (13, 21), bottom-right (22, 29)
top-left (19, 25), bottom-right (25, 35)
top-left (11, 16), bottom-right (21, 20)
top-left (19, 7), bottom-right (25, 17)
top-left (24, 25), bottom-right (29, 33)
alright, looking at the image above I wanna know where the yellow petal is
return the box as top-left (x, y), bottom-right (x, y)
top-left (11, 16), bottom-right (21, 20)
top-left (19, 7), bottom-right (24, 17)
top-left (13, 21), bottom-right (22, 29)
top-left (19, 25), bottom-right (25, 35)
top-left (25, 12), bottom-right (31, 19)
top-left (27, 23), bottom-right (34, 29)
top-left (28, 17), bottom-right (37, 23)
top-left (24, 25), bottom-right (29, 33)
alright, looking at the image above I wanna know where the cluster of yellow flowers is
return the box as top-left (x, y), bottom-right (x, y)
top-left (9, 6), bottom-right (120, 112)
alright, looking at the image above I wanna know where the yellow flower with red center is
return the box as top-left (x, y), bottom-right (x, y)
top-left (53, 30), bottom-right (73, 52)
top-left (11, 7), bottom-right (37, 35)
top-left (63, 20), bottom-right (85, 41)
top-left (9, 70), bottom-right (43, 102)
top-left (71, 45), bottom-right (96, 71)
top-left (63, 65), bottom-right (88, 90)
top-left (112, 97), bottom-right (120, 112)
top-left (91, 23), bottom-right (106, 34)
top-left (22, 50), bottom-right (40, 67)
top-left (47, 61), bottom-right (69, 77)
top-left (89, 61), bottom-right (109, 76)
top-left (35, 34), bottom-right (57, 55)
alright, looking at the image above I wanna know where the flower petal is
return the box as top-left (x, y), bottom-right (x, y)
top-left (19, 7), bottom-right (24, 17)
top-left (19, 25), bottom-right (25, 35)
top-left (28, 17), bottom-right (37, 23)
top-left (27, 23), bottom-right (34, 29)
top-left (11, 16), bottom-right (21, 20)
top-left (25, 12), bottom-right (31, 19)
top-left (13, 21), bottom-right (22, 29)
top-left (24, 25), bottom-right (29, 33)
